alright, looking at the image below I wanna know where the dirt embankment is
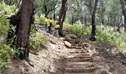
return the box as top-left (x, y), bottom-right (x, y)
top-left (1, 30), bottom-right (126, 74)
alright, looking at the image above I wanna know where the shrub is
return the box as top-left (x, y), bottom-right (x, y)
top-left (70, 21), bottom-right (84, 37)
top-left (35, 14), bottom-right (47, 24)
top-left (0, 3), bottom-right (17, 69)
top-left (67, 23), bottom-right (126, 51)
top-left (0, 44), bottom-right (11, 69)
top-left (30, 33), bottom-right (47, 52)
top-left (0, 15), bottom-right (10, 34)
top-left (63, 22), bottom-right (72, 31)
top-left (84, 25), bottom-right (126, 51)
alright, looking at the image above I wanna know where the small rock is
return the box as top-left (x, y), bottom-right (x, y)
top-left (59, 37), bottom-right (65, 41)
top-left (122, 50), bottom-right (126, 57)
top-left (64, 41), bottom-right (72, 48)
top-left (92, 56), bottom-right (105, 62)
top-left (69, 34), bottom-right (77, 39)
top-left (94, 69), bottom-right (111, 74)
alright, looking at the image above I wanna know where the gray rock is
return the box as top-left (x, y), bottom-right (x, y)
top-left (122, 50), bottom-right (126, 57)
top-left (94, 69), bottom-right (111, 74)
top-left (92, 56), bottom-right (105, 62)
top-left (64, 41), bottom-right (72, 48)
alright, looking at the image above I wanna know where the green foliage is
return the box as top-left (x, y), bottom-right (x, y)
top-left (4, 5), bottom-right (16, 15)
top-left (95, 25), bottom-right (119, 43)
top-left (30, 33), bottom-right (47, 52)
top-left (70, 21), bottom-right (84, 37)
top-left (84, 26), bottom-right (92, 36)
top-left (10, 48), bottom-right (22, 59)
top-left (0, 3), bottom-right (17, 69)
top-left (0, 3), bottom-right (17, 15)
top-left (35, 14), bottom-right (46, 24)
top-left (0, 44), bottom-right (11, 69)
top-left (30, 24), bottom-right (36, 35)
top-left (64, 21), bottom-right (126, 50)
top-left (0, 15), bottom-right (10, 34)
top-left (84, 25), bottom-right (126, 50)
top-left (64, 22), bottom-right (72, 31)
top-left (97, 26), bottom-right (126, 50)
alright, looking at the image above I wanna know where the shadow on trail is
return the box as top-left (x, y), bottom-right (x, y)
top-left (49, 57), bottom-right (66, 74)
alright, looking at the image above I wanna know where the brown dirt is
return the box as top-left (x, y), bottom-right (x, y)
top-left (1, 29), bottom-right (126, 74)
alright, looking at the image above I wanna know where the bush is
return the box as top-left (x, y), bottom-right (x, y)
top-left (0, 15), bottom-right (10, 34)
top-left (0, 44), bottom-right (11, 69)
top-left (84, 25), bottom-right (126, 50)
top-left (67, 21), bottom-right (84, 37)
top-left (30, 32), bottom-right (47, 52)
top-left (35, 14), bottom-right (47, 24)
top-left (0, 3), bottom-right (17, 15)
top-left (64, 22), bottom-right (126, 50)
top-left (0, 3), bottom-right (17, 69)
top-left (63, 22), bottom-right (72, 31)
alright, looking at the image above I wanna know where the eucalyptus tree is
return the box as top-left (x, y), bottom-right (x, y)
top-left (67, 0), bottom-right (77, 24)
top-left (58, 0), bottom-right (67, 36)
top-left (97, 0), bottom-right (105, 25)
top-left (36, 0), bottom-right (60, 18)
top-left (89, 0), bottom-right (98, 41)
top-left (8, 0), bottom-right (35, 60)
top-left (2, 0), bottom-right (15, 5)
top-left (120, 0), bottom-right (126, 32)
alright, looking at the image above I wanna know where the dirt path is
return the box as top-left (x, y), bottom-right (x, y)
top-left (62, 39), bottom-right (110, 74)
top-left (64, 50), bottom-right (97, 74)
top-left (1, 29), bottom-right (126, 74)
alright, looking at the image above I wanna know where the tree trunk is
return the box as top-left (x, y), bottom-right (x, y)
top-left (15, 0), bottom-right (21, 9)
top-left (71, 14), bottom-right (74, 24)
top-left (58, 0), bottom-right (67, 36)
top-left (101, 13), bottom-right (104, 25)
top-left (7, 9), bottom-right (21, 45)
top-left (120, 0), bottom-right (126, 32)
top-left (90, 0), bottom-right (98, 41)
top-left (44, 5), bottom-right (48, 18)
top-left (124, 15), bottom-right (126, 32)
top-left (53, 9), bottom-right (56, 20)
top-left (14, 0), bottom-right (34, 59)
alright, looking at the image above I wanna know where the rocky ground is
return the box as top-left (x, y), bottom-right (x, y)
top-left (1, 28), bottom-right (126, 74)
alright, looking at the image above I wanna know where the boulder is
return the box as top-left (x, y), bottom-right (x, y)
top-left (64, 41), bottom-right (72, 48)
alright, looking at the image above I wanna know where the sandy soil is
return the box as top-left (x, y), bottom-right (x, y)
top-left (1, 30), bottom-right (126, 74)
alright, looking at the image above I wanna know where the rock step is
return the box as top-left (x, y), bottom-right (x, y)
top-left (68, 52), bottom-right (90, 58)
top-left (67, 49), bottom-right (87, 53)
top-left (67, 57), bottom-right (92, 62)
top-left (69, 50), bottom-right (89, 54)
top-left (66, 62), bottom-right (96, 68)
top-left (65, 73), bottom-right (93, 74)
top-left (65, 67), bottom-right (97, 73)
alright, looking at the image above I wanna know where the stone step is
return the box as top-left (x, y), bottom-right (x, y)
top-left (65, 67), bottom-right (97, 73)
top-left (68, 52), bottom-right (90, 58)
top-left (65, 73), bottom-right (93, 74)
top-left (67, 49), bottom-right (88, 53)
top-left (66, 62), bottom-right (96, 68)
top-left (67, 57), bottom-right (92, 62)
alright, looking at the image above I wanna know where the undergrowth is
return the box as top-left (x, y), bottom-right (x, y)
top-left (30, 32), bottom-right (47, 52)
top-left (0, 9), bottom-right (11, 69)
top-left (64, 22), bottom-right (126, 51)
top-left (0, 44), bottom-right (11, 69)
top-left (0, 3), bottom-right (48, 69)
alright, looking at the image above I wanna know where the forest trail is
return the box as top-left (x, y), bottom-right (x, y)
top-left (64, 48), bottom-right (98, 74)
top-left (61, 34), bottom-right (109, 74)
top-left (1, 27), bottom-right (126, 74)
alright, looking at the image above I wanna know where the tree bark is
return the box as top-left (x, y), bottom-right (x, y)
top-left (14, 0), bottom-right (34, 59)
top-left (90, 0), bottom-right (98, 41)
top-left (120, 0), bottom-right (126, 32)
top-left (58, 0), bottom-right (67, 36)
top-left (7, 9), bottom-right (21, 45)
